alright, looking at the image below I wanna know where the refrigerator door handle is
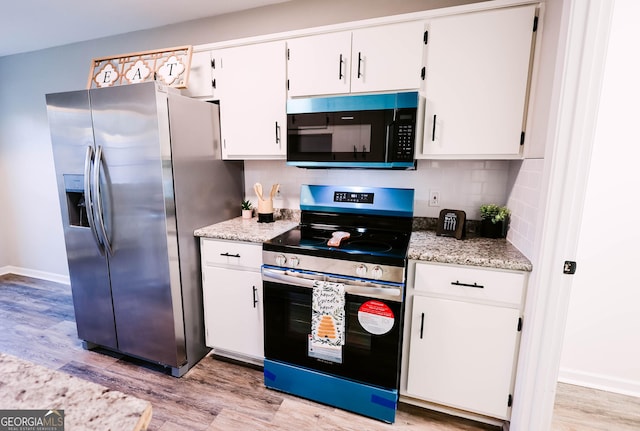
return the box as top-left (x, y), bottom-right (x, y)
top-left (93, 145), bottom-right (113, 256)
top-left (84, 145), bottom-right (105, 255)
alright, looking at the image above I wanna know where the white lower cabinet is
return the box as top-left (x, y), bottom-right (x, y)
top-left (401, 261), bottom-right (526, 423)
top-left (200, 239), bottom-right (264, 364)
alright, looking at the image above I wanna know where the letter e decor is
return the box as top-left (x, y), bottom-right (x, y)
top-left (87, 46), bottom-right (192, 89)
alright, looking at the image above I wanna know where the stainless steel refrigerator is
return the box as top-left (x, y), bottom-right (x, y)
top-left (46, 81), bottom-right (244, 376)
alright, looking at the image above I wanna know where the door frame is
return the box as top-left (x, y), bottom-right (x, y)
top-left (510, 0), bottom-right (615, 429)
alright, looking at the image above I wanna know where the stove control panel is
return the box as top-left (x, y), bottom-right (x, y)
top-left (371, 266), bottom-right (383, 279)
top-left (263, 250), bottom-right (405, 284)
top-left (356, 264), bottom-right (368, 277)
top-left (355, 264), bottom-right (385, 280)
top-left (275, 254), bottom-right (287, 266)
top-left (334, 191), bottom-right (374, 204)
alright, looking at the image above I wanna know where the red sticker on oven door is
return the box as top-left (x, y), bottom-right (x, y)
top-left (358, 300), bottom-right (395, 335)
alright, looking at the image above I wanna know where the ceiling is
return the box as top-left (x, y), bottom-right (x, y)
top-left (0, 0), bottom-right (290, 57)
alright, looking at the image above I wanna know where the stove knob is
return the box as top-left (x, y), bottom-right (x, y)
top-left (356, 264), bottom-right (368, 277)
top-left (371, 266), bottom-right (383, 280)
top-left (275, 254), bottom-right (287, 266)
top-left (289, 256), bottom-right (300, 268)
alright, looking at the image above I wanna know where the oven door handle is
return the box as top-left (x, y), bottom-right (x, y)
top-left (262, 267), bottom-right (403, 301)
top-left (262, 267), bottom-right (319, 288)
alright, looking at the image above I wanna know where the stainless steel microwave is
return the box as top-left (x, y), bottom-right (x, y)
top-left (286, 92), bottom-right (418, 169)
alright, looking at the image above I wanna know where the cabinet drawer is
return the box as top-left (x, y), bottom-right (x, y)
top-left (201, 238), bottom-right (262, 270)
top-left (413, 262), bottom-right (525, 306)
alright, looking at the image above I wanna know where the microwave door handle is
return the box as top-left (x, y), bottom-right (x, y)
top-left (386, 122), bottom-right (395, 161)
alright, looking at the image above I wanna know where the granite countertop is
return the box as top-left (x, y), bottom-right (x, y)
top-left (0, 353), bottom-right (152, 431)
top-left (194, 212), bottom-right (299, 243)
top-left (408, 230), bottom-right (532, 272)
top-left (194, 213), bottom-right (532, 272)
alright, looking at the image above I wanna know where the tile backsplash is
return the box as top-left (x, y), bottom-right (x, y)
top-left (243, 159), bottom-right (511, 219)
top-left (506, 158), bottom-right (544, 259)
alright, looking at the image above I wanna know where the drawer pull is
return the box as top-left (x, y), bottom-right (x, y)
top-left (419, 312), bottom-right (425, 339)
top-left (220, 252), bottom-right (241, 258)
top-left (451, 281), bottom-right (484, 289)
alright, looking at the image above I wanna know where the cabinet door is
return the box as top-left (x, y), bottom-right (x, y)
top-left (202, 266), bottom-right (264, 359)
top-left (216, 41), bottom-right (287, 159)
top-left (420, 5), bottom-right (536, 157)
top-left (182, 51), bottom-right (214, 98)
top-left (287, 32), bottom-right (352, 97)
top-left (350, 21), bottom-right (424, 94)
top-left (406, 295), bottom-right (520, 419)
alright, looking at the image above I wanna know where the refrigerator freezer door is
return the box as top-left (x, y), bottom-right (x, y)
top-left (46, 90), bottom-right (118, 349)
top-left (89, 82), bottom-right (185, 368)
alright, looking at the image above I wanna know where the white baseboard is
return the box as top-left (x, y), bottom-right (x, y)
top-left (0, 266), bottom-right (70, 285)
top-left (558, 368), bottom-right (640, 398)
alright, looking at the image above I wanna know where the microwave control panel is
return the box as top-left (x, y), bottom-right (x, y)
top-left (390, 108), bottom-right (416, 161)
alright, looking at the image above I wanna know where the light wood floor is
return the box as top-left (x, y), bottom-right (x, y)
top-left (1, 274), bottom-right (638, 430)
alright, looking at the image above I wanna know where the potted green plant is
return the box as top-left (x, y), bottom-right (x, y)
top-left (479, 204), bottom-right (510, 238)
top-left (241, 199), bottom-right (253, 219)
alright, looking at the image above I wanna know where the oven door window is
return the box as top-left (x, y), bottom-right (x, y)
top-left (263, 280), bottom-right (403, 389)
top-left (287, 110), bottom-right (390, 163)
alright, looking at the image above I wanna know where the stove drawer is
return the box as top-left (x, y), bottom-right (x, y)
top-left (413, 262), bottom-right (525, 307)
top-left (201, 238), bottom-right (262, 270)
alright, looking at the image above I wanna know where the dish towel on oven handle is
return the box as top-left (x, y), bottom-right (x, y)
top-left (311, 280), bottom-right (345, 347)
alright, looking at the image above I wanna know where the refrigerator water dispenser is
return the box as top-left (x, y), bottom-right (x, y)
top-left (63, 174), bottom-right (89, 227)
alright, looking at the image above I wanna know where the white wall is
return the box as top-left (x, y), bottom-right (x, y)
top-left (0, 126), bottom-right (9, 271)
top-left (559, 0), bottom-right (640, 397)
top-left (0, 0), bottom-right (486, 280)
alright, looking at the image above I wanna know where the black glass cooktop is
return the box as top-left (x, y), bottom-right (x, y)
top-left (263, 223), bottom-right (411, 265)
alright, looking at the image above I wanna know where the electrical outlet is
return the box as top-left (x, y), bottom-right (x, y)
top-left (429, 191), bottom-right (440, 207)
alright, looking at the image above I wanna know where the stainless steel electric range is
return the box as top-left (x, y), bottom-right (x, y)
top-left (261, 184), bottom-right (414, 423)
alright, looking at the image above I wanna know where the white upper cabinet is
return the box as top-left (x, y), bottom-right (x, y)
top-left (420, 5), bottom-right (537, 158)
top-left (287, 32), bottom-right (352, 97)
top-left (350, 22), bottom-right (425, 94)
top-left (287, 21), bottom-right (425, 97)
top-left (215, 41), bottom-right (287, 159)
top-left (182, 50), bottom-right (215, 98)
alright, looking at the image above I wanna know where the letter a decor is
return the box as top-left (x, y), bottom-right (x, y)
top-left (87, 46), bottom-right (193, 89)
